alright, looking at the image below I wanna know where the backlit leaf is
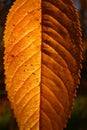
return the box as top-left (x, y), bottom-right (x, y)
top-left (4, 0), bottom-right (83, 129)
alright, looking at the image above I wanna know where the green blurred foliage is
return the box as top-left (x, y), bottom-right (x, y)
top-left (65, 96), bottom-right (87, 130)
top-left (0, 98), bottom-right (11, 129)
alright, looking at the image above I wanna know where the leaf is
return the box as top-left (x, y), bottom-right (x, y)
top-left (4, 0), bottom-right (83, 130)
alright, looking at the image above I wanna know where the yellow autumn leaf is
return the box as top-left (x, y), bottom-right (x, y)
top-left (4, 0), bottom-right (83, 130)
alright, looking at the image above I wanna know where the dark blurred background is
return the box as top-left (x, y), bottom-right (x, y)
top-left (0, 0), bottom-right (87, 130)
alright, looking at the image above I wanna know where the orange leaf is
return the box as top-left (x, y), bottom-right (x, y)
top-left (4, 0), bottom-right (83, 130)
